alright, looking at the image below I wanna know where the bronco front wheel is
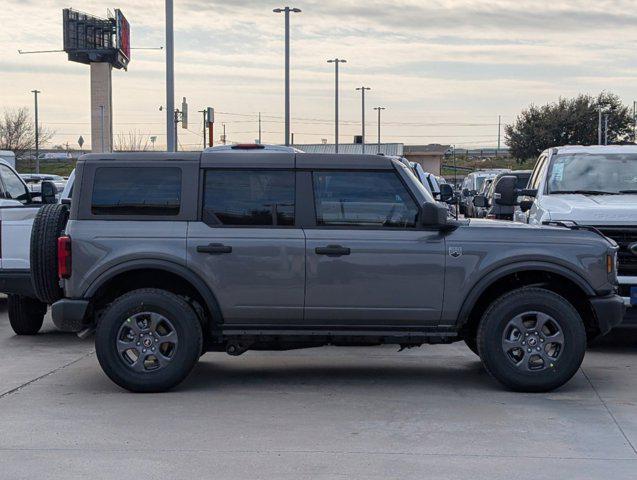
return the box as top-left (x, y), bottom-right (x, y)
top-left (477, 287), bottom-right (586, 392)
top-left (95, 288), bottom-right (202, 393)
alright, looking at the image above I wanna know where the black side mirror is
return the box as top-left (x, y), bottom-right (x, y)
top-left (462, 188), bottom-right (469, 197)
top-left (41, 180), bottom-right (58, 204)
top-left (439, 183), bottom-right (453, 203)
top-left (519, 199), bottom-right (534, 212)
top-left (419, 202), bottom-right (448, 227)
top-left (494, 176), bottom-right (517, 206)
top-left (473, 194), bottom-right (486, 207)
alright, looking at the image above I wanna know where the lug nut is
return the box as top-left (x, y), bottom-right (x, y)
top-left (522, 341), bottom-right (526, 345)
top-left (536, 347), bottom-right (541, 351)
top-left (525, 333), bottom-right (529, 336)
top-left (527, 348), bottom-right (532, 353)
top-left (142, 349), bottom-right (146, 353)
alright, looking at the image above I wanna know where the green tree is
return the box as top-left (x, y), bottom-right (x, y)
top-left (505, 93), bottom-right (634, 162)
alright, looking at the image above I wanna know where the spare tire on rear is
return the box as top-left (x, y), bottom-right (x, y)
top-left (30, 203), bottom-right (69, 304)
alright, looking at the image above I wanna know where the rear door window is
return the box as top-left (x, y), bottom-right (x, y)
top-left (203, 170), bottom-right (295, 226)
top-left (312, 171), bottom-right (418, 228)
top-left (91, 167), bottom-right (181, 215)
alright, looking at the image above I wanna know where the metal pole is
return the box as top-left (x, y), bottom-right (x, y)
top-left (633, 101), bottom-right (636, 143)
top-left (356, 86), bottom-right (370, 154)
top-left (274, 7), bottom-right (301, 146)
top-left (327, 59), bottom-right (346, 153)
top-left (258, 112), bottom-right (262, 144)
top-left (598, 107), bottom-right (602, 145)
top-left (497, 114), bottom-right (501, 154)
top-left (174, 109), bottom-right (179, 151)
top-left (165, 0), bottom-right (175, 152)
top-left (373, 107), bottom-right (385, 153)
top-left (201, 110), bottom-right (207, 149)
top-left (604, 114), bottom-right (609, 145)
top-left (31, 90), bottom-right (40, 174)
top-left (222, 123), bottom-right (226, 145)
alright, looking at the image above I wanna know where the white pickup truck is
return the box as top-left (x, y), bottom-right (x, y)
top-left (0, 159), bottom-right (73, 334)
top-left (512, 145), bottom-right (637, 324)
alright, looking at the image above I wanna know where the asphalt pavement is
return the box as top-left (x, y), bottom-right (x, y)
top-left (1, 300), bottom-right (636, 479)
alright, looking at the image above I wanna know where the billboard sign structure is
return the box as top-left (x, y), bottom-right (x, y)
top-left (62, 8), bottom-right (130, 70)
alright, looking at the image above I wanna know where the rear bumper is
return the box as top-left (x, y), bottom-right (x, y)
top-left (0, 269), bottom-right (35, 297)
top-left (590, 294), bottom-right (626, 335)
top-left (51, 298), bottom-right (89, 332)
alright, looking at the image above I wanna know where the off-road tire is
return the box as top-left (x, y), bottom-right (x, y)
top-left (477, 287), bottom-right (586, 392)
top-left (8, 294), bottom-right (47, 335)
top-left (30, 203), bottom-right (69, 304)
top-left (95, 288), bottom-right (203, 393)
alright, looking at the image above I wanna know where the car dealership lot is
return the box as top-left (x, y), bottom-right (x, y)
top-left (0, 302), bottom-right (636, 479)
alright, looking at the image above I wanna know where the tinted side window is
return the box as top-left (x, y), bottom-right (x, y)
top-left (313, 171), bottom-right (418, 228)
top-left (0, 165), bottom-right (29, 203)
top-left (92, 167), bottom-right (181, 215)
top-left (203, 170), bottom-right (295, 226)
top-left (529, 155), bottom-right (547, 190)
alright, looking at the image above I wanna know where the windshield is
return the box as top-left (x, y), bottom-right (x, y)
top-left (547, 154), bottom-right (637, 194)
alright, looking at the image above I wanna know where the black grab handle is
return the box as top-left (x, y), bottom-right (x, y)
top-left (315, 245), bottom-right (351, 257)
top-left (197, 243), bottom-right (233, 254)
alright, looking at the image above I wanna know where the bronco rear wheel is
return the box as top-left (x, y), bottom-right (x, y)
top-left (95, 288), bottom-right (202, 393)
top-left (477, 287), bottom-right (586, 392)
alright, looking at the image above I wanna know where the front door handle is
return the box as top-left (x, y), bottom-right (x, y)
top-left (197, 243), bottom-right (232, 254)
top-left (315, 244), bottom-right (351, 257)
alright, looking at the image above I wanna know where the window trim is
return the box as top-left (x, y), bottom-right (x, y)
top-left (309, 168), bottom-right (421, 230)
top-left (199, 167), bottom-right (298, 229)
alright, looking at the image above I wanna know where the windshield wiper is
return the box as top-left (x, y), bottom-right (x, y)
top-left (618, 190), bottom-right (637, 194)
top-left (550, 190), bottom-right (618, 195)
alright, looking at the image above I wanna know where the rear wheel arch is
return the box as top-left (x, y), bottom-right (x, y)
top-left (84, 260), bottom-right (224, 333)
top-left (458, 263), bottom-right (598, 341)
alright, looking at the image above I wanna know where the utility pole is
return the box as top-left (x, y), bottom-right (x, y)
top-left (273, 6), bottom-right (301, 146)
top-left (165, 0), bottom-right (175, 152)
top-left (327, 58), bottom-right (346, 153)
top-left (633, 101), bottom-right (636, 143)
top-left (31, 90), bottom-right (40, 173)
top-left (199, 109), bottom-right (207, 149)
top-left (356, 86), bottom-right (371, 154)
top-left (598, 106), bottom-right (603, 145)
top-left (222, 123), bottom-right (226, 145)
top-left (604, 114), bottom-right (609, 145)
top-left (174, 109), bottom-right (180, 151)
top-left (373, 106), bottom-right (385, 153)
top-left (258, 112), bottom-right (262, 144)
top-left (497, 114), bottom-right (501, 156)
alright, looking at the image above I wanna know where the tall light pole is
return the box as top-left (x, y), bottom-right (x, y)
top-left (497, 114), bottom-right (501, 156)
top-left (633, 101), bottom-right (636, 144)
top-left (327, 58), bottom-right (346, 153)
top-left (598, 106), bottom-right (603, 145)
top-left (356, 86), bottom-right (371, 153)
top-left (31, 90), bottom-right (41, 174)
top-left (273, 6), bottom-right (301, 146)
top-left (165, 0), bottom-right (175, 152)
top-left (604, 114), bottom-right (609, 145)
top-left (373, 106), bottom-right (385, 153)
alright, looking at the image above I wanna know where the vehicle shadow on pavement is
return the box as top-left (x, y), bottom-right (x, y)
top-left (589, 327), bottom-right (637, 353)
top-left (177, 353), bottom-right (506, 394)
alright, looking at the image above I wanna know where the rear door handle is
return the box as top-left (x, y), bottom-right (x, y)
top-left (197, 243), bottom-right (232, 254)
top-left (315, 244), bottom-right (351, 257)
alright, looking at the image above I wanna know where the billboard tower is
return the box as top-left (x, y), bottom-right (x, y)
top-left (63, 8), bottom-right (130, 153)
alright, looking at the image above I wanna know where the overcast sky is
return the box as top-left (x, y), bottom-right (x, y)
top-left (1, 0), bottom-right (637, 150)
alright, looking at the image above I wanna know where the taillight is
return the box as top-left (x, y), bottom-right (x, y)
top-left (58, 236), bottom-right (71, 279)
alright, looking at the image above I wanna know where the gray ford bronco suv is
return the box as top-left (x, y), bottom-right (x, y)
top-left (31, 145), bottom-right (624, 393)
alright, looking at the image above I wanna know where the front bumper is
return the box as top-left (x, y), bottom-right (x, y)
top-left (590, 294), bottom-right (626, 335)
top-left (51, 298), bottom-right (89, 332)
top-left (618, 275), bottom-right (636, 325)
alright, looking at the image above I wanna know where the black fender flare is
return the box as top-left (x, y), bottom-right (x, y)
top-left (83, 259), bottom-right (224, 326)
top-left (456, 260), bottom-right (596, 327)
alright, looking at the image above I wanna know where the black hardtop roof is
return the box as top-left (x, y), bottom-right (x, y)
top-left (78, 151), bottom-right (399, 170)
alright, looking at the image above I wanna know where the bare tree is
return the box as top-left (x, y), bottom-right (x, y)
top-left (114, 130), bottom-right (151, 151)
top-left (0, 107), bottom-right (54, 158)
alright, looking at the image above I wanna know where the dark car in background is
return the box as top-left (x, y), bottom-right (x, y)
top-left (473, 170), bottom-right (532, 220)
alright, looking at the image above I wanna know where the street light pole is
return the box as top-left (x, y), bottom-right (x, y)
top-left (327, 58), bottom-right (346, 153)
top-left (273, 6), bottom-right (301, 146)
top-left (356, 86), bottom-right (371, 153)
top-left (373, 106), bottom-right (385, 153)
top-left (165, 0), bottom-right (175, 152)
top-left (598, 106), bottom-right (603, 145)
top-left (604, 114), bottom-right (609, 145)
top-left (31, 89), bottom-right (40, 173)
